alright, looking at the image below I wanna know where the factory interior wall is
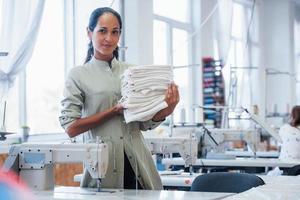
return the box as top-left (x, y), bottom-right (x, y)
top-left (261, 0), bottom-right (297, 114)
top-left (123, 0), bottom-right (154, 65)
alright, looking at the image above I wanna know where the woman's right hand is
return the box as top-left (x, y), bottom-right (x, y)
top-left (112, 104), bottom-right (124, 115)
top-left (67, 104), bottom-right (125, 137)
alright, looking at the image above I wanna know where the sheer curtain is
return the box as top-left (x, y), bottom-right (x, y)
top-left (216, 1), bottom-right (261, 128)
top-left (215, 0), bottom-right (233, 65)
top-left (214, 0), bottom-right (233, 127)
top-left (235, 4), bottom-right (250, 109)
top-left (0, 0), bottom-right (45, 101)
top-left (235, 2), bottom-right (259, 112)
top-left (215, 0), bottom-right (233, 106)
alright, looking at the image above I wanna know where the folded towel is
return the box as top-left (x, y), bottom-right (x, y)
top-left (124, 101), bottom-right (168, 123)
top-left (120, 65), bottom-right (173, 123)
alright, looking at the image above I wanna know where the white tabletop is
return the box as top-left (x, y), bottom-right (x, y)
top-left (162, 157), bottom-right (300, 168)
top-left (161, 172), bottom-right (198, 187)
top-left (33, 186), bottom-right (234, 200)
top-left (160, 172), bottom-right (300, 200)
top-left (224, 150), bottom-right (279, 158)
top-left (223, 175), bottom-right (300, 200)
top-left (161, 172), bottom-right (300, 187)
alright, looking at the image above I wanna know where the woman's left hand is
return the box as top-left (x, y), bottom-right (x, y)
top-left (152, 83), bottom-right (180, 121)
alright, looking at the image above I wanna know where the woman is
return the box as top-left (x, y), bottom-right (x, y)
top-left (59, 7), bottom-right (179, 190)
top-left (279, 105), bottom-right (300, 160)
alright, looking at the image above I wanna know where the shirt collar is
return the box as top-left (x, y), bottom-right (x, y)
top-left (90, 56), bottom-right (118, 69)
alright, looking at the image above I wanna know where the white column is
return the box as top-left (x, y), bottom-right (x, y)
top-left (123, 0), bottom-right (153, 65)
top-left (261, 0), bottom-right (296, 114)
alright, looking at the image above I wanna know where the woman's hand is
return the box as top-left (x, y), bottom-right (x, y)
top-left (112, 104), bottom-right (124, 115)
top-left (164, 83), bottom-right (180, 114)
top-left (152, 83), bottom-right (180, 121)
top-left (66, 103), bottom-right (124, 138)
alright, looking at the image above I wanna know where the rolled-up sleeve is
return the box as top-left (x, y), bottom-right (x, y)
top-left (59, 70), bottom-right (84, 130)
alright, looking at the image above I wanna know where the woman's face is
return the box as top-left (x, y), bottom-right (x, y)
top-left (89, 12), bottom-right (121, 61)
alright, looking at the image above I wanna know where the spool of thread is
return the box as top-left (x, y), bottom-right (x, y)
top-left (252, 105), bottom-right (259, 115)
top-left (195, 107), bottom-right (203, 124)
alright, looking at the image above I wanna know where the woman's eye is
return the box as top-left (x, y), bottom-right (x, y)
top-left (98, 29), bottom-right (106, 33)
top-left (112, 30), bottom-right (120, 35)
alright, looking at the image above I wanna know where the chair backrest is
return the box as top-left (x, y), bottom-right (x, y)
top-left (288, 165), bottom-right (300, 176)
top-left (190, 172), bottom-right (265, 193)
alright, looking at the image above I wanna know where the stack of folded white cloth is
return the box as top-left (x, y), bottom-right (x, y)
top-left (120, 65), bottom-right (173, 123)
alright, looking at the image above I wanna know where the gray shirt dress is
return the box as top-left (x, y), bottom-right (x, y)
top-left (59, 57), bottom-right (163, 190)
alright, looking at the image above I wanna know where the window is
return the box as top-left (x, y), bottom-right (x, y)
top-left (0, 81), bottom-right (19, 133)
top-left (153, 0), bottom-right (189, 23)
top-left (153, 20), bottom-right (168, 65)
top-left (0, 0), bottom-right (19, 133)
top-left (26, 0), bottom-right (65, 133)
top-left (231, 3), bottom-right (244, 39)
top-left (153, 0), bottom-right (192, 123)
top-left (172, 28), bottom-right (189, 122)
top-left (24, 0), bottom-right (120, 134)
top-left (224, 1), bottom-right (260, 128)
top-left (226, 1), bottom-right (260, 104)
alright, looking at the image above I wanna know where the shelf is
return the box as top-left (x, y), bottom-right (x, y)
top-left (202, 57), bottom-right (225, 128)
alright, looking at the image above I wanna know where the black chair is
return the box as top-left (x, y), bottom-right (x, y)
top-left (190, 172), bottom-right (265, 193)
top-left (287, 165), bottom-right (300, 176)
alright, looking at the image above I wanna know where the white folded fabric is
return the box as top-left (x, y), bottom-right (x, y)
top-left (124, 101), bottom-right (168, 122)
top-left (125, 96), bottom-right (165, 111)
top-left (125, 94), bottom-right (163, 105)
top-left (120, 65), bottom-right (173, 123)
top-left (128, 65), bottom-right (171, 71)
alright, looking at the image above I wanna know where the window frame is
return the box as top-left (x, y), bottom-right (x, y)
top-left (18, 0), bottom-right (122, 134)
top-left (153, 0), bottom-right (195, 122)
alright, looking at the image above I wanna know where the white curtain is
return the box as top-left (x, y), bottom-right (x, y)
top-left (236, 1), bottom-right (260, 112)
top-left (215, 0), bottom-right (233, 110)
top-left (236, 5), bottom-right (250, 109)
top-left (215, 0), bottom-right (233, 127)
top-left (215, 0), bottom-right (233, 65)
top-left (0, 0), bottom-right (45, 101)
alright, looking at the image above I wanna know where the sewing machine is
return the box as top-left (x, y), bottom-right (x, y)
top-left (2, 142), bottom-right (108, 191)
top-left (200, 128), bottom-right (261, 158)
top-left (144, 123), bottom-right (264, 159)
top-left (144, 136), bottom-right (198, 167)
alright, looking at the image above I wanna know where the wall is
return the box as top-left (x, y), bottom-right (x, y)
top-left (261, 0), bottom-right (297, 114)
top-left (191, 0), bottom-right (203, 122)
top-left (295, 4), bottom-right (300, 104)
top-left (123, 0), bottom-right (153, 65)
